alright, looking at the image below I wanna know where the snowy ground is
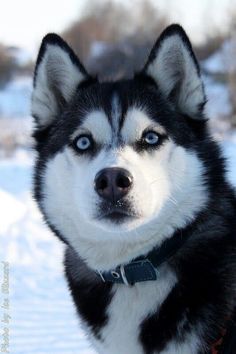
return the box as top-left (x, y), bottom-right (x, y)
top-left (0, 77), bottom-right (32, 119)
top-left (0, 141), bottom-right (236, 354)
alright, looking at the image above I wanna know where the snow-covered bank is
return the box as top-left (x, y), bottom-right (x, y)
top-left (0, 77), bottom-right (32, 119)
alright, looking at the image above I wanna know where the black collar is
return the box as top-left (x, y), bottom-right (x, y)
top-left (96, 229), bottom-right (190, 285)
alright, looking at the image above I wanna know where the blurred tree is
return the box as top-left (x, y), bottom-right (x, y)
top-left (0, 44), bottom-right (16, 88)
top-left (195, 33), bottom-right (226, 60)
top-left (62, 0), bottom-right (170, 79)
top-left (62, 0), bottom-right (236, 129)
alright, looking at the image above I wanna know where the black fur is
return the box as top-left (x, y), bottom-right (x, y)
top-left (64, 248), bottom-right (113, 339)
top-left (33, 33), bottom-right (89, 87)
top-left (143, 24), bottom-right (202, 78)
top-left (140, 206), bottom-right (236, 353)
top-left (32, 24), bottom-right (236, 353)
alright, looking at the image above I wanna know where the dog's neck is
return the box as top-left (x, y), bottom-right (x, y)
top-left (96, 226), bottom-right (193, 285)
top-left (73, 205), bottom-right (205, 272)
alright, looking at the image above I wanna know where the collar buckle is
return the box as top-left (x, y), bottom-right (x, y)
top-left (120, 265), bottom-right (130, 286)
top-left (97, 270), bottom-right (106, 282)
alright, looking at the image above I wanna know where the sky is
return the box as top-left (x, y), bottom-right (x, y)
top-left (0, 0), bottom-right (82, 54)
top-left (0, 0), bottom-right (235, 56)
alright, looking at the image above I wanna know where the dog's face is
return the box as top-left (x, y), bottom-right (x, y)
top-left (66, 102), bottom-right (173, 230)
top-left (32, 25), bottom-right (208, 269)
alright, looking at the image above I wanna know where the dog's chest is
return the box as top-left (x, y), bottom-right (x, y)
top-left (91, 267), bottom-right (177, 354)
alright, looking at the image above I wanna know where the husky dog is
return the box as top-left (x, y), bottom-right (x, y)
top-left (32, 25), bottom-right (236, 354)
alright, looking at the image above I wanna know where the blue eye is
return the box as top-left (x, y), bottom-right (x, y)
top-left (75, 135), bottom-right (92, 151)
top-left (143, 131), bottom-right (159, 145)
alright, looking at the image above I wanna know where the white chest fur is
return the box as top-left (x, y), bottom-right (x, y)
top-left (90, 266), bottom-right (180, 354)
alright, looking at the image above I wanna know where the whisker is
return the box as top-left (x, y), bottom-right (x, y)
top-left (167, 196), bottom-right (178, 206)
top-left (150, 178), bottom-right (167, 185)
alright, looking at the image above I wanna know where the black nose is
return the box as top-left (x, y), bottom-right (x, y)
top-left (94, 168), bottom-right (133, 202)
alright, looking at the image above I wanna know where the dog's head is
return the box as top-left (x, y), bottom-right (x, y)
top-left (32, 25), bottom-right (209, 269)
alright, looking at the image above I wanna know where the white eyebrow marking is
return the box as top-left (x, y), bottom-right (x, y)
top-left (71, 110), bottom-right (112, 144)
top-left (121, 107), bottom-right (167, 144)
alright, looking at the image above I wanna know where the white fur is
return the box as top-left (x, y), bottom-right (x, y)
top-left (86, 266), bottom-right (201, 354)
top-left (41, 107), bottom-right (208, 271)
top-left (122, 108), bottom-right (167, 144)
top-left (92, 265), bottom-right (177, 354)
top-left (32, 44), bottom-right (85, 128)
top-left (146, 35), bottom-right (205, 117)
top-left (72, 110), bottom-right (112, 144)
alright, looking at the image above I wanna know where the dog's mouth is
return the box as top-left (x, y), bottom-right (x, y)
top-left (96, 201), bottom-right (138, 224)
top-left (102, 209), bottom-right (135, 223)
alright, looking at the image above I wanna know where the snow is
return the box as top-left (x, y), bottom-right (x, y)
top-left (203, 45), bottom-right (226, 74)
top-left (0, 142), bottom-right (236, 353)
top-left (201, 38), bottom-right (236, 121)
top-left (0, 77), bottom-right (32, 118)
top-left (223, 140), bottom-right (236, 186)
top-left (7, 47), bottom-right (33, 67)
top-left (0, 190), bottom-right (26, 233)
top-left (203, 38), bottom-right (236, 74)
top-left (203, 75), bottom-right (232, 119)
top-left (89, 41), bottom-right (109, 58)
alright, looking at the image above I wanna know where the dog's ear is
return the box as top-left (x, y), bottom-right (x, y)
top-left (143, 24), bottom-right (206, 118)
top-left (32, 34), bottom-right (90, 129)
